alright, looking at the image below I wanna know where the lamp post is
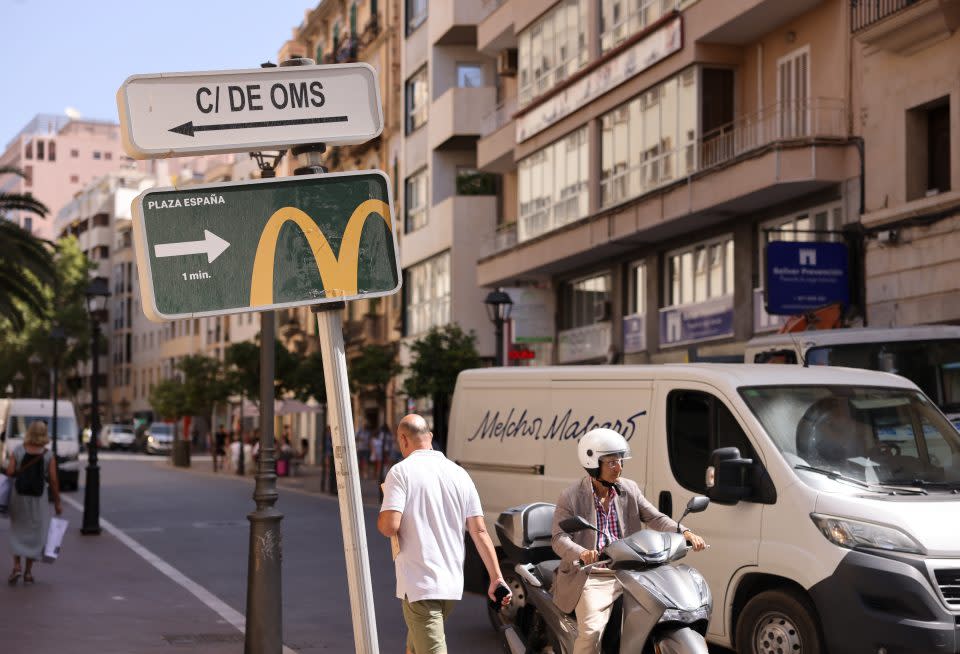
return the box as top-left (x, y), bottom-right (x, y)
top-left (12, 371), bottom-right (24, 397)
top-left (81, 276), bottom-right (110, 536)
top-left (28, 353), bottom-right (42, 397)
top-left (484, 289), bottom-right (514, 367)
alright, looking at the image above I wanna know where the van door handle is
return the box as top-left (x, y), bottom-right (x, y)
top-left (658, 491), bottom-right (673, 520)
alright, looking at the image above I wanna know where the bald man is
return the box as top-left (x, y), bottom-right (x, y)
top-left (378, 414), bottom-right (510, 654)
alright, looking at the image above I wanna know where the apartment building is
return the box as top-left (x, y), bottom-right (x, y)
top-left (0, 114), bottom-right (144, 240)
top-left (399, 0), bottom-right (503, 373)
top-left (277, 0), bottom-right (406, 430)
top-left (852, 0), bottom-right (960, 326)
top-left (474, 0), bottom-right (863, 364)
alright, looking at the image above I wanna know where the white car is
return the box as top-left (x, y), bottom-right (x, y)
top-left (103, 424), bottom-right (136, 450)
top-left (145, 422), bottom-right (175, 455)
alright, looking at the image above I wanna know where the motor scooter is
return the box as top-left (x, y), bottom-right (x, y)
top-left (495, 496), bottom-right (712, 654)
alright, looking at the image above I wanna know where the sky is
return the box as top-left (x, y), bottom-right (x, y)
top-left (0, 0), bottom-right (316, 145)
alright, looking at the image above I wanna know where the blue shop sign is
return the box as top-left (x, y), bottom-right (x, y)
top-left (766, 241), bottom-right (849, 315)
top-left (659, 296), bottom-right (734, 347)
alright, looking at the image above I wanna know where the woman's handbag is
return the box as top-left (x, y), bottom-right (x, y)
top-left (0, 475), bottom-right (11, 516)
top-left (43, 517), bottom-right (69, 563)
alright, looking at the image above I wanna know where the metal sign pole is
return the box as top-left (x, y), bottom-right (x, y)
top-left (313, 302), bottom-right (380, 654)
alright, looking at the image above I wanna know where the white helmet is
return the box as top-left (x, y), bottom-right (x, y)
top-left (578, 428), bottom-right (631, 478)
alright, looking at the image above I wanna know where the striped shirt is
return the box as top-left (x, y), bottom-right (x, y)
top-left (593, 485), bottom-right (622, 552)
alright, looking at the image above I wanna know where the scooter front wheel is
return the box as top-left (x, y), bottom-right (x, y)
top-left (652, 626), bottom-right (709, 654)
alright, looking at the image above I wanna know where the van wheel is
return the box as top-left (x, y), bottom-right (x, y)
top-left (736, 589), bottom-right (822, 654)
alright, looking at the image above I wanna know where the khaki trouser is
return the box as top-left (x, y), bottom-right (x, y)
top-left (573, 571), bottom-right (622, 654)
top-left (402, 597), bottom-right (455, 654)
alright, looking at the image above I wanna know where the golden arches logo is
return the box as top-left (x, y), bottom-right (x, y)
top-left (249, 199), bottom-right (392, 306)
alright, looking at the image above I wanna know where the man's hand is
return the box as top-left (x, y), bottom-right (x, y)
top-left (579, 549), bottom-right (600, 565)
top-left (488, 578), bottom-right (512, 606)
top-left (683, 530), bottom-right (706, 551)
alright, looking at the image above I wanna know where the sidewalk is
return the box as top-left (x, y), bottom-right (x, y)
top-left (0, 499), bottom-right (248, 654)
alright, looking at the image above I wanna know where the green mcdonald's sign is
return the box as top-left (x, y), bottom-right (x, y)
top-left (132, 171), bottom-right (400, 321)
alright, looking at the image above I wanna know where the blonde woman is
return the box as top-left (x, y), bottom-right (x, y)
top-left (5, 420), bottom-right (62, 585)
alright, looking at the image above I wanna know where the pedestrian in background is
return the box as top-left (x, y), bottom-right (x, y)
top-left (378, 414), bottom-right (510, 653)
top-left (213, 425), bottom-right (228, 473)
top-left (369, 428), bottom-right (384, 484)
top-left (6, 420), bottom-right (62, 585)
top-left (356, 420), bottom-right (372, 480)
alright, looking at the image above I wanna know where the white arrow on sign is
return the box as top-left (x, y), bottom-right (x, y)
top-left (154, 230), bottom-right (230, 263)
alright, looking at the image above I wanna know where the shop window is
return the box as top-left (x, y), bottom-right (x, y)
top-left (561, 272), bottom-right (611, 329)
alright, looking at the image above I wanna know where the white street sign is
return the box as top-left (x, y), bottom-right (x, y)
top-left (117, 63), bottom-right (383, 159)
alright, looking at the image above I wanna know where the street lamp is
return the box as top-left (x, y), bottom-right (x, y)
top-left (12, 371), bottom-right (24, 397)
top-left (28, 353), bottom-right (42, 396)
top-left (81, 276), bottom-right (110, 536)
top-left (484, 289), bottom-right (514, 367)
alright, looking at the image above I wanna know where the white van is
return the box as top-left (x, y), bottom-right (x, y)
top-left (745, 326), bottom-right (960, 429)
top-left (448, 364), bottom-right (960, 654)
top-left (0, 398), bottom-right (81, 491)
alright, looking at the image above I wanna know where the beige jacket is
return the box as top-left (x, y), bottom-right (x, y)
top-left (550, 476), bottom-right (684, 613)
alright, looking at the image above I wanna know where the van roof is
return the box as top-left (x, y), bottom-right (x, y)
top-left (2, 399), bottom-right (76, 414)
top-left (746, 325), bottom-right (960, 349)
top-left (457, 363), bottom-right (916, 389)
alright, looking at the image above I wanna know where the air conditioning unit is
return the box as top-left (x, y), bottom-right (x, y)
top-left (497, 49), bottom-right (518, 77)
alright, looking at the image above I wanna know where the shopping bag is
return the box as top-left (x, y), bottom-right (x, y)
top-left (43, 516), bottom-right (69, 563)
top-left (0, 475), bottom-right (11, 516)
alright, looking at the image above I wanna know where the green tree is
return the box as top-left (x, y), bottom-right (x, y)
top-left (403, 324), bottom-right (481, 452)
top-left (149, 379), bottom-right (188, 421)
top-left (350, 344), bottom-right (401, 414)
top-left (0, 166), bottom-right (55, 330)
top-left (177, 354), bottom-right (232, 432)
top-left (224, 337), bottom-right (299, 407)
top-left (290, 350), bottom-right (327, 405)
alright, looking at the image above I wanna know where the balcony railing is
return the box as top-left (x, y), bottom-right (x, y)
top-left (851, 0), bottom-right (919, 32)
top-left (601, 98), bottom-right (848, 209)
top-left (481, 96), bottom-right (517, 137)
top-left (480, 221), bottom-right (518, 258)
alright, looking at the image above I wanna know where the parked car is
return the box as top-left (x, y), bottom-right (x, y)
top-left (102, 423), bottom-right (136, 450)
top-left (145, 422), bottom-right (175, 455)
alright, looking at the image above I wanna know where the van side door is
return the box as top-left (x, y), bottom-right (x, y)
top-left (648, 381), bottom-right (768, 643)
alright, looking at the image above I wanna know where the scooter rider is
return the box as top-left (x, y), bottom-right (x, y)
top-left (552, 428), bottom-right (707, 654)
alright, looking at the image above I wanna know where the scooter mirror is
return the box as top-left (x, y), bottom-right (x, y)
top-left (686, 496), bottom-right (709, 514)
top-left (559, 515), bottom-right (597, 533)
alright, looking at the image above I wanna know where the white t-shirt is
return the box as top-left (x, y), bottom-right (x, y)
top-left (380, 449), bottom-right (483, 602)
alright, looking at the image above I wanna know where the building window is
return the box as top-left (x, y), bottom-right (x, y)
top-left (36, 141), bottom-right (45, 161)
top-left (561, 272), bottom-right (611, 329)
top-left (70, 149), bottom-right (78, 158)
top-left (24, 141), bottom-right (32, 159)
top-left (93, 151), bottom-right (102, 160)
top-left (601, 0), bottom-right (677, 52)
top-left (406, 0), bottom-right (427, 34)
top-left (907, 97), bottom-right (951, 199)
top-left (518, 127), bottom-right (589, 242)
top-left (405, 66), bottom-right (428, 133)
top-left (666, 390), bottom-right (758, 494)
top-left (105, 152), bottom-right (112, 161)
top-left (405, 252), bottom-right (450, 336)
top-left (629, 262), bottom-right (646, 314)
top-left (456, 167), bottom-right (497, 195)
top-left (405, 168), bottom-right (428, 233)
top-left (70, 175), bottom-right (79, 184)
top-left (518, 0), bottom-right (588, 107)
top-left (23, 165), bottom-right (32, 187)
top-left (48, 141), bottom-right (56, 162)
top-left (665, 235), bottom-right (734, 307)
top-left (23, 217), bottom-right (33, 233)
top-left (456, 63), bottom-right (484, 88)
top-left (600, 68), bottom-right (697, 208)
top-left (777, 46), bottom-right (810, 138)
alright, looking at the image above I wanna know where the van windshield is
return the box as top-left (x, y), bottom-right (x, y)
top-left (740, 386), bottom-right (960, 489)
top-left (806, 339), bottom-right (960, 414)
top-left (6, 416), bottom-right (78, 441)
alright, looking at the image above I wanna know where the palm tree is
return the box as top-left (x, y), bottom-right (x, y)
top-left (0, 166), bottom-right (55, 329)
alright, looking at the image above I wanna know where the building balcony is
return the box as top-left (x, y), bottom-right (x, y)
top-left (429, 0), bottom-right (501, 45)
top-left (480, 221), bottom-right (518, 258)
top-left (478, 0), bottom-right (514, 55)
top-left (851, 0), bottom-right (960, 54)
top-left (401, 195), bottom-right (497, 269)
top-left (698, 0), bottom-right (825, 43)
top-left (477, 98), bottom-right (855, 288)
top-left (478, 97), bottom-right (517, 173)
top-left (429, 86), bottom-right (496, 151)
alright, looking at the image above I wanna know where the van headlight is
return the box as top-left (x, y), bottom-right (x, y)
top-left (811, 514), bottom-right (924, 554)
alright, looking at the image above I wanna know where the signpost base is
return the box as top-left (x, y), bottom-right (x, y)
top-left (313, 302), bottom-right (380, 654)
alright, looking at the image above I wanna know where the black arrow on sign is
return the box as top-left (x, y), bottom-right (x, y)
top-left (169, 115), bottom-right (349, 137)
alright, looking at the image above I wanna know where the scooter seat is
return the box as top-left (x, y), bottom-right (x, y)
top-left (535, 559), bottom-right (560, 592)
